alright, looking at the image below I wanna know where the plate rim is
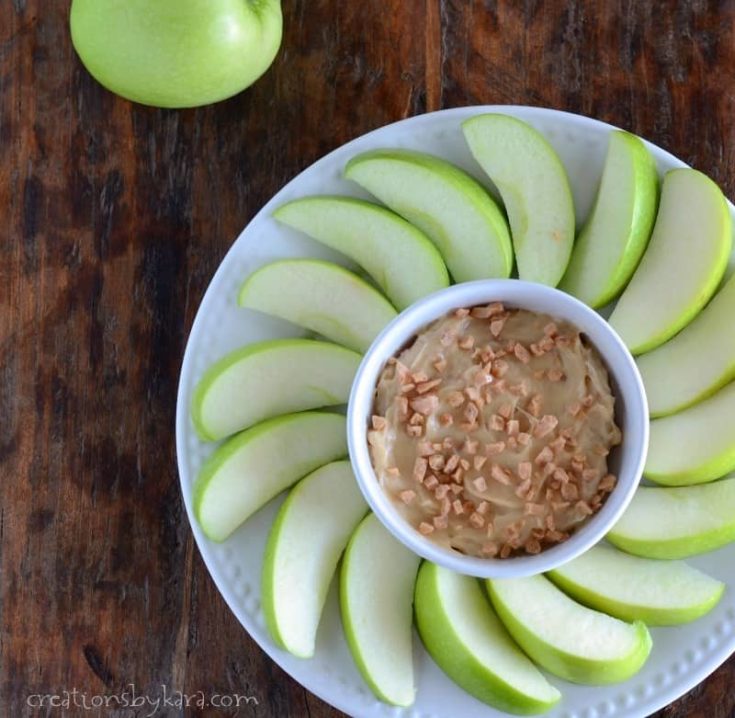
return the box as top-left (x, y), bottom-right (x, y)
top-left (175, 104), bottom-right (735, 718)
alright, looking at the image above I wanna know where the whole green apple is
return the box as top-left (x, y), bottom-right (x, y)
top-left (70, 0), bottom-right (283, 108)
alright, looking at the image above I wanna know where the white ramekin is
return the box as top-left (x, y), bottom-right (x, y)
top-left (347, 279), bottom-right (649, 579)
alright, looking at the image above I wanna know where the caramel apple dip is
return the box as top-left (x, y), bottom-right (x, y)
top-left (367, 302), bottom-right (622, 559)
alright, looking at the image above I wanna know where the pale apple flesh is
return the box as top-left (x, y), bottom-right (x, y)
top-left (194, 412), bottom-right (347, 542)
top-left (462, 113), bottom-right (576, 287)
top-left (609, 168), bottom-right (732, 355)
top-left (548, 543), bottom-right (724, 626)
top-left (607, 478), bottom-right (735, 559)
top-left (559, 131), bottom-right (658, 308)
top-left (191, 339), bottom-right (361, 441)
top-left (637, 272), bottom-right (735, 417)
top-left (645, 379), bottom-right (735, 485)
top-left (487, 575), bottom-right (652, 685)
top-left (340, 514), bottom-right (420, 707)
top-left (273, 195), bottom-right (449, 310)
top-left (414, 562), bottom-right (561, 715)
top-left (344, 149), bottom-right (513, 283)
top-left (238, 259), bottom-right (398, 354)
top-left (261, 461), bottom-right (368, 658)
top-left (70, 0), bottom-right (283, 108)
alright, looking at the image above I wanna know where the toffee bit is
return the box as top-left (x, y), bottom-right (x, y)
top-left (440, 330), bottom-right (456, 346)
top-left (534, 446), bottom-right (554, 465)
top-left (464, 386), bottom-right (482, 402)
top-left (412, 371), bottom-right (429, 384)
top-left (406, 424), bottom-right (423, 437)
top-left (526, 539), bottom-right (542, 555)
top-left (599, 474), bottom-right (617, 492)
top-left (530, 343), bottom-right (544, 357)
top-left (528, 394), bottom-right (543, 417)
top-left (442, 437), bottom-right (455, 450)
top-left (498, 402), bottom-right (513, 419)
top-left (433, 357), bottom-right (448, 373)
top-left (445, 454), bottom-right (461, 473)
top-left (516, 479), bottom-right (532, 498)
top-left (469, 512), bottom-right (485, 528)
top-left (582, 393), bottom-right (596, 408)
top-left (486, 441), bottom-right (506, 455)
top-left (424, 474), bottom-right (439, 490)
top-left (525, 503), bottom-right (546, 516)
top-left (371, 415), bottom-right (387, 430)
top-left (386, 466), bottom-right (401, 477)
top-left (439, 412), bottom-right (454, 427)
top-left (463, 439), bottom-right (479, 455)
top-left (474, 455), bottom-right (488, 470)
top-left (553, 467), bottom-right (570, 483)
top-left (446, 390), bottom-right (465, 408)
top-left (534, 414), bottom-right (559, 438)
top-left (500, 544), bottom-right (513, 559)
top-left (560, 482), bottom-right (579, 501)
top-left (464, 402), bottom-right (480, 424)
top-left (460, 458), bottom-right (471, 470)
top-left (518, 461), bottom-right (532, 481)
top-left (417, 440), bottom-right (434, 457)
top-left (433, 514), bottom-right (449, 529)
top-left (428, 454), bottom-right (445, 472)
top-left (450, 483), bottom-right (464, 495)
top-left (409, 412), bottom-right (424, 426)
top-left (472, 476), bottom-right (488, 493)
top-left (455, 307), bottom-right (470, 318)
top-left (513, 343), bottom-right (531, 364)
top-left (400, 490), bottom-right (416, 504)
top-left (544, 322), bottom-right (558, 337)
top-left (434, 484), bottom-right (450, 500)
top-left (518, 432), bottom-right (531, 446)
top-left (568, 402), bottom-right (582, 417)
top-left (410, 394), bottom-right (439, 416)
top-left (417, 378), bottom-right (442, 394)
top-left (413, 457), bottom-right (428, 482)
top-left (582, 468), bottom-right (599, 482)
top-left (472, 302), bottom-right (504, 319)
top-left (575, 500), bottom-right (594, 517)
top-left (418, 521), bottom-right (434, 535)
top-left (490, 318), bottom-right (506, 337)
top-left (397, 396), bottom-right (409, 419)
top-left (458, 335), bottom-right (475, 350)
top-left (489, 414), bottom-right (505, 431)
top-left (594, 445), bottom-right (610, 457)
top-left (547, 369), bottom-right (565, 382)
top-left (476, 500), bottom-right (489, 515)
top-left (452, 499), bottom-right (465, 515)
top-left (400, 383), bottom-right (416, 393)
top-left (540, 336), bottom-right (555, 352)
top-left (452, 467), bottom-right (465, 482)
top-left (480, 542), bottom-right (498, 558)
top-left (490, 464), bottom-right (511, 485)
top-left (507, 419), bottom-right (520, 436)
top-left (440, 497), bottom-right (452, 516)
top-left (492, 359), bottom-right (509, 377)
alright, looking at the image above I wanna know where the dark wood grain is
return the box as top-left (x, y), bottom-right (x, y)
top-left (1, 1), bottom-right (733, 716)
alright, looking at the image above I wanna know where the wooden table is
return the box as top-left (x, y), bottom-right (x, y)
top-left (3, 1), bottom-right (734, 716)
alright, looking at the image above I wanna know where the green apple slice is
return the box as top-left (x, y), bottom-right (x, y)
top-left (340, 513), bottom-right (420, 706)
top-left (547, 543), bottom-right (724, 626)
top-left (609, 168), bottom-right (732, 354)
top-left (343, 149), bottom-right (513, 282)
top-left (273, 196), bottom-right (449, 310)
top-left (261, 461), bottom-right (367, 658)
top-left (191, 339), bottom-right (361, 441)
top-left (486, 575), bottom-right (652, 685)
top-left (559, 131), bottom-right (658, 308)
top-left (194, 412), bottom-right (347, 542)
top-left (607, 478), bottom-right (735, 558)
top-left (645, 379), bottom-right (735, 485)
top-left (414, 562), bottom-right (561, 715)
top-left (462, 113), bottom-right (575, 286)
top-left (238, 259), bottom-right (397, 353)
top-left (637, 272), bottom-right (735, 417)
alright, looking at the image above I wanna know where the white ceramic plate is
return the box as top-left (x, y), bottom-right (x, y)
top-left (175, 106), bottom-right (735, 718)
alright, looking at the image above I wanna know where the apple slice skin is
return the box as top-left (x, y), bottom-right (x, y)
top-left (273, 195), bottom-right (449, 310)
top-left (559, 131), bottom-right (658, 308)
top-left (486, 576), bottom-right (652, 685)
top-left (238, 259), bottom-right (398, 354)
top-left (645, 379), bottom-right (735, 486)
top-left (340, 514), bottom-right (421, 707)
top-left (637, 272), bottom-right (735, 418)
top-left (462, 113), bottom-right (575, 287)
top-left (607, 479), bottom-right (735, 559)
top-left (344, 149), bottom-right (513, 283)
top-left (261, 461), bottom-right (368, 658)
top-left (194, 412), bottom-right (347, 542)
top-left (609, 168), bottom-right (732, 355)
top-left (547, 544), bottom-right (725, 626)
top-left (191, 339), bottom-right (361, 441)
top-left (414, 563), bottom-right (561, 716)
